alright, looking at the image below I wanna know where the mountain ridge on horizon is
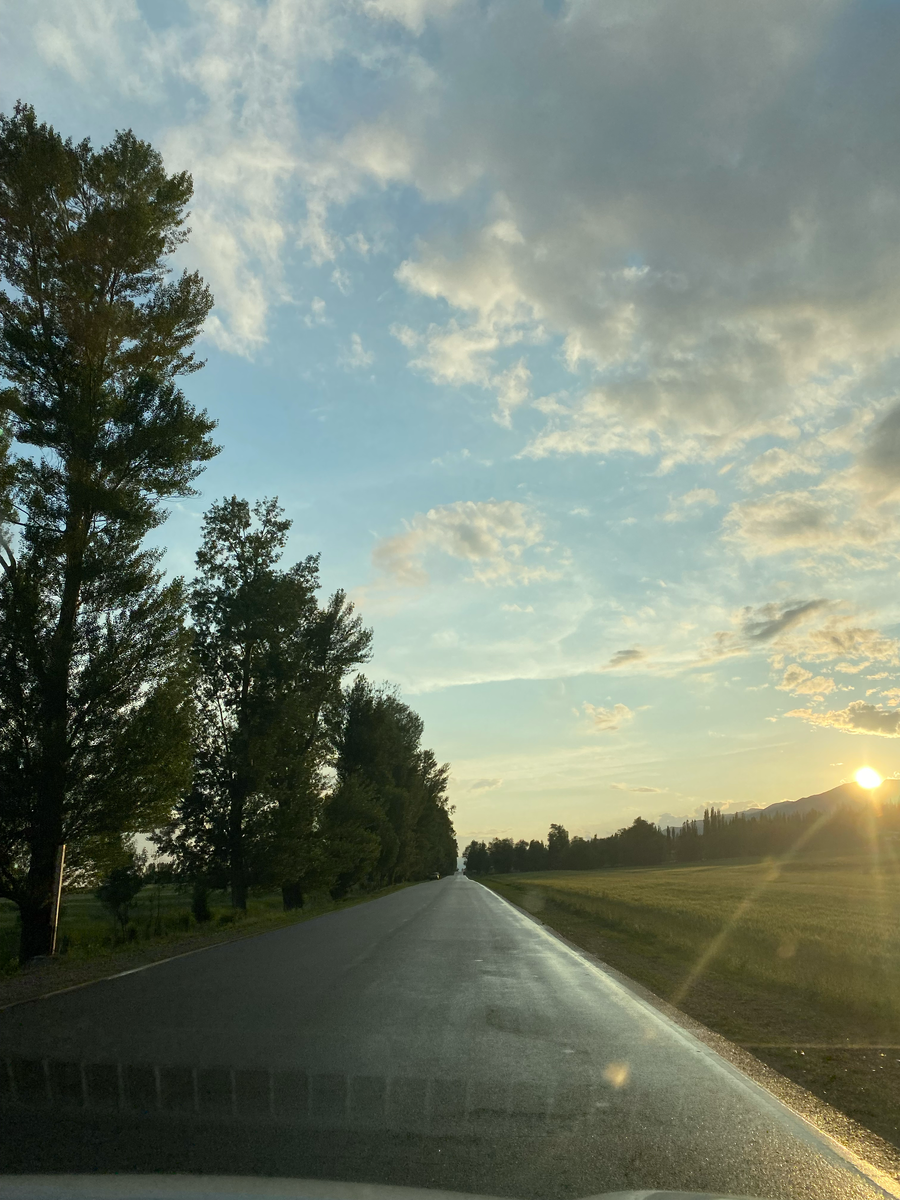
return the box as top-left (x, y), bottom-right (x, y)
top-left (656, 777), bottom-right (900, 832)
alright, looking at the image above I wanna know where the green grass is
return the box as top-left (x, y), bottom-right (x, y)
top-left (483, 852), bottom-right (900, 1026)
top-left (0, 883), bottom-right (394, 973)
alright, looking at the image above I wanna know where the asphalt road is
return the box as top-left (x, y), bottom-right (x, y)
top-left (0, 876), bottom-right (894, 1200)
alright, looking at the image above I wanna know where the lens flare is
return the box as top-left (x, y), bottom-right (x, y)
top-left (855, 766), bottom-right (882, 790)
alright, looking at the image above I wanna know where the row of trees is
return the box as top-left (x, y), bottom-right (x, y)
top-left (154, 496), bottom-right (457, 917)
top-left (0, 104), bottom-right (455, 963)
top-left (464, 803), bottom-right (900, 874)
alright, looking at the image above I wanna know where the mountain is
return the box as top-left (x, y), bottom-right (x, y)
top-left (656, 778), bottom-right (900, 831)
top-left (735, 778), bottom-right (900, 820)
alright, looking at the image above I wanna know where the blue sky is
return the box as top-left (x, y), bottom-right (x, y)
top-left (6, 0), bottom-right (900, 847)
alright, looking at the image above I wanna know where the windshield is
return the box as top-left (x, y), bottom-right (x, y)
top-left (1, 4), bottom-right (900, 1200)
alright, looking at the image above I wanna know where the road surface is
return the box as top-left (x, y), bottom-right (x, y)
top-left (0, 876), bottom-right (894, 1200)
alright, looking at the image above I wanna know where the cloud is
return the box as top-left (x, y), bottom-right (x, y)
top-left (775, 664), bottom-right (836, 698)
top-left (702, 601), bottom-right (899, 681)
top-left (493, 359), bottom-right (531, 427)
top-left (662, 488), bottom-right (719, 523)
top-left (606, 647), bottom-right (647, 669)
top-left (391, 319), bottom-right (499, 389)
top-left (744, 447), bottom-right (823, 486)
top-left (797, 620), bottom-right (900, 666)
top-left (21, 0), bottom-right (352, 357)
top-left (28, 0), bottom-right (900, 443)
top-left (724, 487), bottom-right (893, 558)
top-left (786, 701), bottom-right (900, 737)
top-left (337, 1), bottom-right (900, 465)
top-left (304, 296), bottom-right (328, 327)
top-left (31, 0), bottom-right (165, 99)
top-left (857, 401), bottom-right (900, 500)
top-left (371, 499), bottom-right (549, 586)
top-left (739, 599), bottom-right (829, 642)
top-left (331, 267), bottom-right (352, 294)
top-left (583, 702), bottom-right (634, 732)
top-left (361, 0), bottom-right (463, 35)
top-left (725, 491), bottom-right (833, 554)
top-left (160, 0), bottom-right (347, 356)
top-left (343, 332), bottom-right (374, 368)
top-left (389, 308), bottom-right (533, 424)
top-left (466, 777), bottom-right (503, 792)
top-left (610, 782), bottom-right (666, 793)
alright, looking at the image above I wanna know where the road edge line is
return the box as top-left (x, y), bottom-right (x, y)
top-left (0, 930), bottom-right (270, 1012)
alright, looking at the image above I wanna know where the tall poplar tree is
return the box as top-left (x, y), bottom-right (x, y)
top-left (162, 496), bottom-right (371, 910)
top-left (0, 104), bottom-right (217, 960)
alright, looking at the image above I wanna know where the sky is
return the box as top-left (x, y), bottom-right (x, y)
top-left (5, 0), bottom-right (900, 849)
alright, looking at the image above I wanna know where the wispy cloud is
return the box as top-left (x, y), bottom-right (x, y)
top-left (583, 703), bottom-right (634, 732)
top-left (662, 488), bottom-right (718, 523)
top-left (775, 664), bottom-right (836, 698)
top-left (465, 777), bottom-right (503, 792)
top-left (371, 499), bottom-right (551, 587)
top-left (610, 782), bottom-right (666, 793)
top-left (342, 332), bottom-right (374, 369)
top-left (605, 647), bottom-right (648, 669)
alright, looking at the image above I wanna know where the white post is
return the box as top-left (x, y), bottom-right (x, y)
top-left (49, 843), bottom-right (66, 955)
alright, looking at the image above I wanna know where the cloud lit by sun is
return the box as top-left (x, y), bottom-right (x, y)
top-left (855, 767), bottom-right (882, 790)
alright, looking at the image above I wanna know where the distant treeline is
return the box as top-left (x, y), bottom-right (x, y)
top-left (463, 804), bottom-right (900, 873)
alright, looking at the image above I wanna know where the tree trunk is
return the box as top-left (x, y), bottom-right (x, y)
top-left (21, 757), bottom-right (65, 962)
top-left (20, 514), bottom-right (86, 962)
top-left (191, 882), bottom-right (211, 923)
top-left (228, 785), bottom-right (248, 911)
top-left (18, 896), bottom-right (53, 963)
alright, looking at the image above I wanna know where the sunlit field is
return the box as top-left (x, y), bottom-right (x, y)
top-left (484, 852), bottom-right (900, 1025)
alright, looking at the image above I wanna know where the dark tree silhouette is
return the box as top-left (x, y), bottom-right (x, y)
top-left (158, 496), bottom-right (371, 910)
top-left (0, 104), bottom-right (217, 960)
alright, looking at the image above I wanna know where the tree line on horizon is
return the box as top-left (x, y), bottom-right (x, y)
top-left (463, 802), bottom-right (900, 874)
top-left (0, 104), bottom-right (456, 964)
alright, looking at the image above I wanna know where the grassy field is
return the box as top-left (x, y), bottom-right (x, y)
top-left (0, 883), bottom-right (391, 975)
top-left (482, 852), bottom-right (900, 1151)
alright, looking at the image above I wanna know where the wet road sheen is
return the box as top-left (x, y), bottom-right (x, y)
top-left (0, 876), bottom-right (894, 1200)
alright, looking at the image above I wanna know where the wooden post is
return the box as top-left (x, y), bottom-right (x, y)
top-left (49, 843), bottom-right (66, 955)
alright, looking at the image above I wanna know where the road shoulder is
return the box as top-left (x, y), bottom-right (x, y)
top-left (478, 876), bottom-right (900, 1191)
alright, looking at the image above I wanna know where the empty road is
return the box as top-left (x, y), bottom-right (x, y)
top-left (0, 876), bottom-right (894, 1200)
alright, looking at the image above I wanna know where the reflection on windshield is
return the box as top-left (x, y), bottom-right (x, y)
top-left (2, 1057), bottom-right (607, 1135)
top-left (0, 1055), bottom-right (637, 1200)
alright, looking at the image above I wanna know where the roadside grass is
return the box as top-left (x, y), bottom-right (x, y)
top-left (0, 882), bottom-right (413, 978)
top-left (480, 852), bottom-right (900, 1151)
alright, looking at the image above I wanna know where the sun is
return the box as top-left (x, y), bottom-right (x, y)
top-left (855, 766), bottom-right (883, 790)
